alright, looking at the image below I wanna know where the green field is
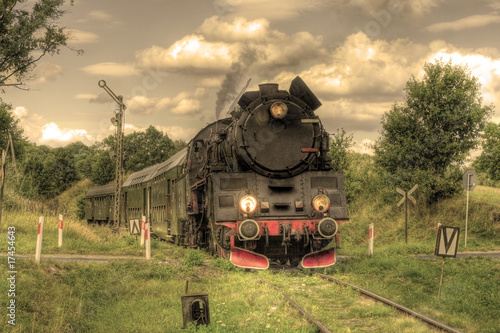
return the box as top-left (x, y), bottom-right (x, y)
top-left (0, 185), bottom-right (499, 332)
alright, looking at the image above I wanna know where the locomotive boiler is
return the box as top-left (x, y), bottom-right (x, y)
top-left (85, 76), bottom-right (348, 269)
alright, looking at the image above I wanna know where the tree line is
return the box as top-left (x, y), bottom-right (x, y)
top-left (0, 121), bottom-right (186, 200)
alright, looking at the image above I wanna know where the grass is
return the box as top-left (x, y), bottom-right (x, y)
top-left (339, 185), bottom-right (500, 256)
top-left (326, 255), bottom-right (500, 333)
top-left (0, 184), bottom-right (499, 332)
top-left (0, 210), bottom-right (172, 257)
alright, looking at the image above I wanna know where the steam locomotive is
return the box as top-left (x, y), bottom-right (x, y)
top-left (85, 77), bottom-right (349, 269)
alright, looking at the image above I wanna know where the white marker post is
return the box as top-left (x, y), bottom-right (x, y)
top-left (58, 214), bottom-right (63, 247)
top-left (141, 215), bottom-right (146, 247)
top-left (462, 169), bottom-right (477, 249)
top-left (35, 216), bottom-right (44, 264)
top-left (368, 223), bottom-right (374, 256)
top-left (145, 222), bottom-right (151, 260)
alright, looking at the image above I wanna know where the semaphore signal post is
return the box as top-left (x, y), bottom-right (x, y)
top-left (98, 80), bottom-right (127, 231)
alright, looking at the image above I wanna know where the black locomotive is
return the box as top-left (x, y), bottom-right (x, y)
top-left (85, 77), bottom-right (348, 269)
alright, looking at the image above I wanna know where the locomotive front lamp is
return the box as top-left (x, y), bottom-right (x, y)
top-left (312, 194), bottom-right (330, 213)
top-left (239, 195), bottom-right (257, 213)
top-left (317, 218), bottom-right (338, 238)
top-left (270, 102), bottom-right (288, 119)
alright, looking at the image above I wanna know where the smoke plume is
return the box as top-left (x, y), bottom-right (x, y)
top-left (215, 46), bottom-right (258, 119)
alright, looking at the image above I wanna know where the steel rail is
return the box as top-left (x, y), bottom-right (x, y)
top-left (316, 273), bottom-right (463, 333)
top-left (257, 276), bottom-right (332, 333)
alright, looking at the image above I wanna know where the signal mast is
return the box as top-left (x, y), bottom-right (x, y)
top-left (98, 80), bottom-right (126, 231)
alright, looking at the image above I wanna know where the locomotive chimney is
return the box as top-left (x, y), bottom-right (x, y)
top-left (258, 83), bottom-right (279, 97)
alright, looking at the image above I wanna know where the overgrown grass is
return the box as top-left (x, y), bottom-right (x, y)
top-left (0, 260), bottom-right (321, 332)
top-left (326, 255), bottom-right (500, 333)
top-left (0, 210), bottom-right (171, 256)
top-left (339, 185), bottom-right (500, 256)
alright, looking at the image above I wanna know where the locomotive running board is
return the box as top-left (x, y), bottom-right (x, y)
top-left (230, 247), bottom-right (270, 270)
top-left (301, 248), bottom-right (336, 268)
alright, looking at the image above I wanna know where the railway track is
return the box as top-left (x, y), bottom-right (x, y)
top-left (258, 272), bottom-right (463, 333)
top-left (316, 273), bottom-right (463, 333)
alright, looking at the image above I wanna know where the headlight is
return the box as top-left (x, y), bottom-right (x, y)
top-left (312, 194), bottom-right (330, 213)
top-left (239, 219), bottom-right (260, 240)
top-left (270, 102), bottom-right (288, 119)
top-left (317, 218), bottom-right (338, 238)
top-left (239, 195), bottom-right (257, 213)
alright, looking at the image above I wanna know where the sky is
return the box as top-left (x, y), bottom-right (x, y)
top-left (4, 0), bottom-right (500, 153)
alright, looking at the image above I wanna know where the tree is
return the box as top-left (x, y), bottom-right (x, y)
top-left (123, 125), bottom-right (185, 172)
top-left (0, 101), bottom-right (26, 158)
top-left (475, 122), bottom-right (500, 182)
top-left (374, 60), bottom-right (493, 201)
top-left (328, 128), bottom-right (354, 173)
top-left (90, 150), bottom-right (114, 186)
top-left (1, 0), bottom-right (76, 88)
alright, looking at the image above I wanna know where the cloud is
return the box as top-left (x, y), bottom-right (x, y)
top-left (345, 0), bottom-right (444, 18)
top-left (136, 16), bottom-right (326, 77)
top-left (268, 31), bottom-right (500, 139)
top-left (425, 14), bottom-right (500, 32)
top-left (41, 123), bottom-right (93, 146)
top-left (126, 89), bottom-right (206, 116)
top-left (88, 10), bottom-right (113, 21)
top-left (31, 63), bottom-right (63, 83)
top-left (136, 35), bottom-right (232, 74)
top-left (13, 106), bottom-right (93, 146)
top-left (427, 42), bottom-right (500, 105)
top-left (66, 29), bottom-right (100, 44)
top-left (273, 32), bottom-right (428, 101)
top-left (212, 0), bottom-right (335, 21)
top-left (81, 62), bottom-right (140, 77)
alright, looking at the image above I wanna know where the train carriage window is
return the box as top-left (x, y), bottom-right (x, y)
top-left (311, 177), bottom-right (338, 189)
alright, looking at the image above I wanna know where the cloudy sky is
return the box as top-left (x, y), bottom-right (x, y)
top-left (5, 0), bottom-right (500, 152)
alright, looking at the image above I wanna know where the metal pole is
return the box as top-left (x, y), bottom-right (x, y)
top-left (113, 101), bottom-right (124, 231)
top-left (465, 174), bottom-right (470, 248)
top-left (98, 80), bottom-right (126, 233)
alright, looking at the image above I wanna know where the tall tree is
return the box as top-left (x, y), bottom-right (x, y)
top-left (374, 60), bottom-right (493, 201)
top-left (475, 122), bottom-right (500, 182)
top-left (0, 0), bottom-right (76, 88)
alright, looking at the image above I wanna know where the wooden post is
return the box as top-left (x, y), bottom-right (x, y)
top-left (405, 193), bottom-right (408, 244)
top-left (141, 215), bottom-right (146, 247)
top-left (368, 223), bottom-right (374, 256)
top-left (35, 217), bottom-right (45, 264)
top-left (438, 257), bottom-right (446, 298)
top-left (145, 222), bottom-right (151, 259)
top-left (58, 214), bottom-right (63, 247)
top-left (465, 174), bottom-right (470, 248)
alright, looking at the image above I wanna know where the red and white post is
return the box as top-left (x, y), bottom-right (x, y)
top-left (141, 215), bottom-right (146, 247)
top-left (35, 216), bottom-right (44, 264)
top-left (145, 222), bottom-right (151, 260)
top-left (368, 223), bottom-right (374, 256)
top-left (58, 214), bottom-right (63, 247)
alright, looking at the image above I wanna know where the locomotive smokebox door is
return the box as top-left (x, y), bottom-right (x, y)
top-left (181, 293), bottom-right (210, 328)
